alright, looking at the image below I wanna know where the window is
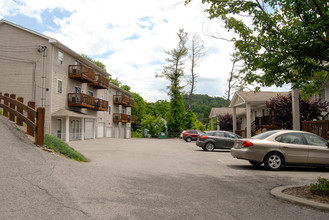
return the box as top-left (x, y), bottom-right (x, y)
top-left (74, 87), bottom-right (81, 93)
top-left (88, 91), bottom-right (94, 97)
top-left (215, 132), bottom-right (224, 137)
top-left (108, 105), bottom-right (111, 114)
top-left (58, 51), bottom-right (63, 64)
top-left (57, 80), bottom-right (63, 94)
top-left (303, 134), bottom-right (328, 146)
top-left (275, 133), bottom-right (305, 145)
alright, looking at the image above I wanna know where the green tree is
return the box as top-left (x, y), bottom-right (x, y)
top-left (153, 100), bottom-right (170, 120)
top-left (186, 0), bottom-right (329, 96)
top-left (108, 77), bottom-right (121, 86)
top-left (81, 54), bottom-right (107, 71)
top-left (131, 92), bottom-right (147, 131)
top-left (141, 115), bottom-right (167, 137)
top-left (156, 28), bottom-right (189, 133)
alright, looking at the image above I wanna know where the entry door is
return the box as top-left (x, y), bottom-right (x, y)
top-left (97, 123), bottom-right (104, 138)
top-left (71, 120), bottom-right (82, 140)
top-left (57, 119), bottom-right (62, 139)
top-left (85, 121), bottom-right (94, 139)
top-left (106, 127), bottom-right (112, 138)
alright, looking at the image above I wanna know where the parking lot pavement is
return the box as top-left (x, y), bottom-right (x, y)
top-left (63, 138), bottom-right (329, 219)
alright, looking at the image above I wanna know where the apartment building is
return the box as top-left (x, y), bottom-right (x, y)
top-left (0, 19), bottom-right (134, 141)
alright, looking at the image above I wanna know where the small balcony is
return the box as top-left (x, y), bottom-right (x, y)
top-left (113, 95), bottom-right (135, 107)
top-left (68, 93), bottom-right (108, 111)
top-left (68, 64), bottom-right (95, 83)
top-left (128, 115), bottom-right (135, 123)
top-left (88, 74), bottom-right (109, 90)
top-left (94, 98), bottom-right (108, 111)
top-left (113, 113), bottom-right (129, 123)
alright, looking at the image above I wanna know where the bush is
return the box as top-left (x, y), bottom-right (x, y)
top-left (310, 177), bottom-right (329, 196)
top-left (44, 134), bottom-right (88, 162)
top-left (132, 129), bottom-right (143, 138)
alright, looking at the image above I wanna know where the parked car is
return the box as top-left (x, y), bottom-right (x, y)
top-left (183, 130), bottom-right (203, 142)
top-left (196, 131), bottom-right (242, 151)
top-left (180, 130), bottom-right (186, 139)
top-left (231, 130), bottom-right (329, 171)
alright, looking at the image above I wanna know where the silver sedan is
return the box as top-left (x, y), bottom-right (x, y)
top-left (231, 130), bottom-right (329, 171)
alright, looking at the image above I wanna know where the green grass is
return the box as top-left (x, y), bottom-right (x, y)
top-left (44, 134), bottom-right (88, 162)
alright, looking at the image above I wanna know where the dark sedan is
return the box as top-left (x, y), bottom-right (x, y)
top-left (196, 131), bottom-right (242, 151)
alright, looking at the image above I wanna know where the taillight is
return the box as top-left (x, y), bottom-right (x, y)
top-left (242, 140), bottom-right (253, 147)
top-left (201, 135), bottom-right (209, 139)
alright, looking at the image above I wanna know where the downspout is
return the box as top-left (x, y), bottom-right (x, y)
top-left (38, 45), bottom-right (47, 107)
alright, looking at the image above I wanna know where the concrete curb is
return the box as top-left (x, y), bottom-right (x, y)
top-left (271, 185), bottom-right (329, 211)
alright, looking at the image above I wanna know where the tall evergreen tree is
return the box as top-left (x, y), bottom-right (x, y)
top-left (156, 28), bottom-right (189, 133)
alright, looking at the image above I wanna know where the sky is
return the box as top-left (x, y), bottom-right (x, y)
top-left (0, 0), bottom-right (290, 102)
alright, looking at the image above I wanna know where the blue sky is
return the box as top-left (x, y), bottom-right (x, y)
top-left (0, 0), bottom-right (290, 102)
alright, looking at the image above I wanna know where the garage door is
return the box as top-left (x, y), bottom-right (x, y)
top-left (97, 123), bottom-right (104, 138)
top-left (85, 121), bottom-right (94, 139)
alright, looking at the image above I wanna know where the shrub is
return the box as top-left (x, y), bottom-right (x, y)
top-left (44, 134), bottom-right (88, 162)
top-left (310, 177), bottom-right (329, 196)
top-left (132, 129), bottom-right (143, 138)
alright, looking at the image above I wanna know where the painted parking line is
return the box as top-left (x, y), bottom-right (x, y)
top-left (217, 159), bottom-right (230, 164)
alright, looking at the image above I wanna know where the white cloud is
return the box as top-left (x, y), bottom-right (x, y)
top-left (1, 0), bottom-right (290, 102)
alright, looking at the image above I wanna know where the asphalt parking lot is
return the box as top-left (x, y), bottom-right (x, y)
top-left (2, 119), bottom-right (329, 220)
top-left (67, 138), bottom-right (329, 219)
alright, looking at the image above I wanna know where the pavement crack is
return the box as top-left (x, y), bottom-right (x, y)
top-left (20, 176), bottom-right (91, 218)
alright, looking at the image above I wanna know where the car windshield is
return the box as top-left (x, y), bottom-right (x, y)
top-left (252, 130), bottom-right (278, 140)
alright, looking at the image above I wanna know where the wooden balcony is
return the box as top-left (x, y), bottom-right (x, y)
top-left (113, 113), bottom-right (129, 123)
top-left (128, 115), bottom-right (135, 123)
top-left (94, 98), bottom-right (108, 111)
top-left (88, 74), bottom-right (109, 90)
top-left (113, 95), bottom-right (134, 107)
top-left (68, 64), bottom-right (95, 83)
top-left (68, 93), bottom-right (95, 109)
top-left (68, 93), bottom-right (108, 111)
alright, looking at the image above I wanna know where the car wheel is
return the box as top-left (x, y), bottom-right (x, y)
top-left (249, 160), bottom-right (263, 168)
top-left (186, 137), bottom-right (192, 142)
top-left (205, 142), bottom-right (215, 151)
top-left (264, 152), bottom-right (284, 171)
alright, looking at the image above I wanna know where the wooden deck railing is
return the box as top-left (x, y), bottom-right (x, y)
top-left (0, 92), bottom-right (45, 146)
top-left (302, 120), bottom-right (329, 140)
top-left (113, 95), bottom-right (134, 107)
top-left (113, 113), bottom-right (129, 123)
top-left (89, 74), bottom-right (109, 89)
top-left (68, 64), bottom-right (95, 83)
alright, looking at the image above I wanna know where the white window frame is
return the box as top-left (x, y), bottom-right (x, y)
top-left (57, 79), bottom-right (63, 94)
top-left (88, 91), bottom-right (94, 97)
top-left (58, 51), bottom-right (64, 64)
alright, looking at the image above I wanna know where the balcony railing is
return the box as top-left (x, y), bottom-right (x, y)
top-left (68, 93), bottom-right (95, 109)
top-left (303, 120), bottom-right (329, 140)
top-left (113, 95), bottom-right (135, 107)
top-left (94, 98), bottom-right (108, 111)
top-left (113, 113), bottom-right (129, 123)
top-left (88, 74), bottom-right (109, 90)
top-left (67, 93), bottom-right (108, 111)
top-left (128, 115), bottom-right (135, 123)
top-left (68, 64), bottom-right (95, 83)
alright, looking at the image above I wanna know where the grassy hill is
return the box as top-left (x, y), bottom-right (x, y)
top-left (183, 94), bottom-right (227, 123)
